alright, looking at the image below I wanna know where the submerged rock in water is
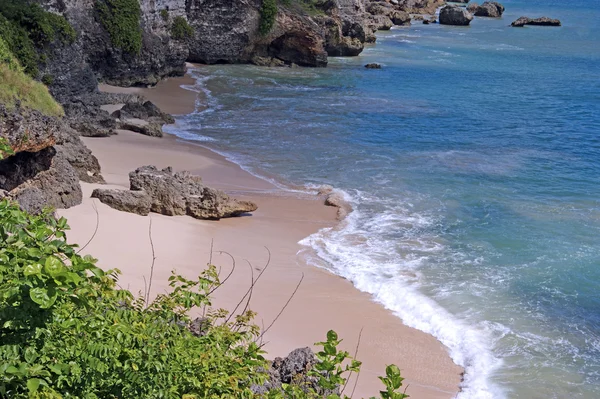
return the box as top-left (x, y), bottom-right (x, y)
top-left (439, 5), bottom-right (474, 26)
top-left (511, 16), bottom-right (561, 27)
top-left (365, 63), bottom-right (382, 69)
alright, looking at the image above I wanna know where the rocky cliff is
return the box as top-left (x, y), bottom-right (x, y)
top-left (33, 0), bottom-right (441, 90)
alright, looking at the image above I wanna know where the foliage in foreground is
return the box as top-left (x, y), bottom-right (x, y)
top-left (0, 200), bottom-right (408, 398)
top-left (0, 37), bottom-right (64, 117)
top-left (95, 0), bottom-right (143, 55)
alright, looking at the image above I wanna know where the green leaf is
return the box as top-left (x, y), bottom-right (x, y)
top-left (27, 248), bottom-right (43, 258)
top-left (324, 343), bottom-right (336, 356)
top-left (30, 287), bottom-right (57, 308)
top-left (45, 256), bottom-right (66, 277)
top-left (23, 263), bottom-right (43, 276)
top-left (27, 378), bottom-right (42, 393)
top-left (386, 364), bottom-right (401, 379)
top-left (327, 330), bottom-right (338, 342)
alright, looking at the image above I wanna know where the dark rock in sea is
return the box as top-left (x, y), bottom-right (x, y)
top-left (423, 19), bottom-right (430, 24)
top-left (472, 1), bottom-right (505, 17)
top-left (390, 10), bottom-right (411, 26)
top-left (91, 188), bottom-right (152, 216)
top-left (439, 5), bottom-right (474, 25)
top-left (365, 63), bottom-right (382, 69)
top-left (467, 2), bottom-right (479, 13)
top-left (128, 165), bottom-right (258, 219)
top-left (511, 16), bottom-right (561, 27)
top-left (251, 56), bottom-right (286, 67)
top-left (451, 0), bottom-right (470, 3)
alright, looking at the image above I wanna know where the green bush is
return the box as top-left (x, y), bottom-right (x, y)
top-left (95, 0), bottom-right (142, 55)
top-left (170, 16), bottom-right (193, 40)
top-left (0, 37), bottom-right (63, 116)
top-left (0, 0), bottom-right (75, 76)
top-left (160, 8), bottom-right (169, 22)
top-left (259, 0), bottom-right (278, 35)
top-left (0, 200), bottom-right (409, 398)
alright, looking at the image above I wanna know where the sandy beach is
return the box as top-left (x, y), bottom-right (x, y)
top-left (58, 70), bottom-right (462, 399)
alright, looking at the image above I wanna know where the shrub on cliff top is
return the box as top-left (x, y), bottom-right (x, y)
top-left (260, 0), bottom-right (278, 35)
top-left (0, 37), bottom-right (63, 117)
top-left (95, 0), bottom-right (143, 55)
top-left (0, 0), bottom-right (76, 77)
top-left (170, 16), bottom-right (193, 40)
top-left (0, 199), bottom-right (410, 398)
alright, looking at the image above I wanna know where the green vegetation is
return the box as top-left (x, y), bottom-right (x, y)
top-left (0, 37), bottom-right (63, 117)
top-left (95, 0), bottom-right (143, 55)
top-left (170, 16), bottom-right (193, 40)
top-left (0, 138), bottom-right (14, 160)
top-left (0, 0), bottom-right (75, 77)
top-left (260, 0), bottom-right (278, 35)
top-left (160, 8), bottom-right (169, 22)
top-left (0, 200), bottom-right (410, 398)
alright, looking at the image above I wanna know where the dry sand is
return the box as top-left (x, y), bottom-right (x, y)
top-left (59, 71), bottom-right (463, 399)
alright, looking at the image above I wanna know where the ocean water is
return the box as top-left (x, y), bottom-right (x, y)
top-left (167, 0), bottom-right (600, 397)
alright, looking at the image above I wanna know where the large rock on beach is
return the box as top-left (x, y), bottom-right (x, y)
top-left (439, 5), bottom-right (474, 26)
top-left (91, 188), bottom-right (152, 216)
top-left (128, 166), bottom-right (258, 219)
top-left (511, 16), bottom-right (561, 27)
top-left (471, 1), bottom-right (505, 17)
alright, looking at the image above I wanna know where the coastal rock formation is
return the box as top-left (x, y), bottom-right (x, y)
top-left (365, 63), bottom-right (382, 68)
top-left (91, 188), bottom-right (151, 216)
top-left (470, 1), bottom-right (505, 17)
top-left (439, 5), bottom-right (474, 26)
top-left (0, 104), bottom-right (102, 212)
top-left (324, 191), bottom-right (353, 220)
top-left (0, 147), bottom-right (82, 214)
top-left (127, 165), bottom-right (258, 219)
top-left (511, 16), bottom-right (561, 27)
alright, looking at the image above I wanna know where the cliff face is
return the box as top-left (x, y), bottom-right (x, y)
top-left (33, 0), bottom-right (439, 89)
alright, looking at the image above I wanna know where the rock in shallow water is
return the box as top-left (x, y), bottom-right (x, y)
top-left (365, 63), bottom-right (382, 69)
top-left (439, 5), bottom-right (474, 26)
top-left (511, 16), bottom-right (561, 27)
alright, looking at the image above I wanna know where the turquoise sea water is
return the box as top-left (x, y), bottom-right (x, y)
top-left (168, 0), bottom-right (600, 397)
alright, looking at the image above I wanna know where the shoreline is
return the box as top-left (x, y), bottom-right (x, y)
top-left (59, 70), bottom-right (463, 398)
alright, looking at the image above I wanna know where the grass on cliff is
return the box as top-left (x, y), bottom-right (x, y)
top-left (0, 0), bottom-right (76, 77)
top-left (0, 37), bottom-right (63, 117)
top-left (0, 199), bottom-right (409, 399)
top-left (95, 0), bottom-right (143, 55)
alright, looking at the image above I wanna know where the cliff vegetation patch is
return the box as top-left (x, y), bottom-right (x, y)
top-left (95, 0), bottom-right (143, 55)
top-left (170, 16), bottom-right (193, 40)
top-left (0, 0), bottom-right (76, 76)
top-left (0, 37), bottom-right (63, 117)
top-left (260, 0), bottom-right (278, 35)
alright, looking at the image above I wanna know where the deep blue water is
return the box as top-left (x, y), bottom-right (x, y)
top-left (168, 0), bottom-right (600, 397)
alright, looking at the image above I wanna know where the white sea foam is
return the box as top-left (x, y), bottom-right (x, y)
top-left (299, 190), bottom-right (506, 399)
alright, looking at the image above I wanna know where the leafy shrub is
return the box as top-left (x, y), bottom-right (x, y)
top-left (0, 0), bottom-right (76, 76)
top-left (170, 16), bottom-right (193, 40)
top-left (41, 74), bottom-right (54, 86)
top-left (160, 8), bottom-right (169, 22)
top-left (95, 0), bottom-right (143, 55)
top-left (0, 138), bottom-right (14, 160)
top-left (0, 200), bottom-right (410, 398)
top-left (0, 37), bottom-right (63, 116)
top-left (259, 0), bottom-right (277, 35)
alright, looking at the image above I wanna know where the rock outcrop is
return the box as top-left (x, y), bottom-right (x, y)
top-left (511, 16), bottom-right (561, 27)
top-left (0, 104), bottom-right (102, 213)
top-left (92, 166), bottom-right (257, 219)
top-left (439, 5), bottom-right (474, 26)
top-left (469, 1), bottom-right (505, 18)
top-left (91, 188), bottom-right (151, 216)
